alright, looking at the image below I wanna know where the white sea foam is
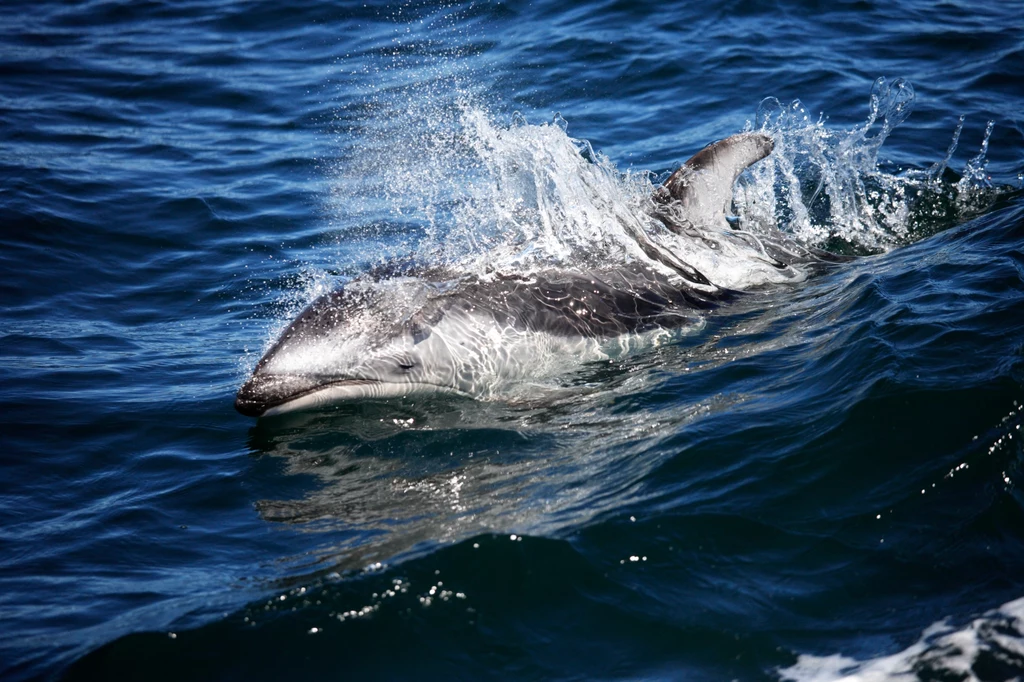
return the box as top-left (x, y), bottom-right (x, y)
top-left (780, 596), bottom-right (1024, 682)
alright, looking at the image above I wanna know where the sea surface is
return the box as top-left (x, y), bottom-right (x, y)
top-left (2, 0), bottom-right (1024, 680)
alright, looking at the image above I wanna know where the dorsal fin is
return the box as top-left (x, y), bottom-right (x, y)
top-left (654, 132), bottom-right (773, 230)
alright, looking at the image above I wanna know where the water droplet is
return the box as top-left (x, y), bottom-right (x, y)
top-left (755, 96), bottom-right (782, 129)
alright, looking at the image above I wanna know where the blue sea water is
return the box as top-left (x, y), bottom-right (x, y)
top-left (2, 0), bottom-right (1024, 679)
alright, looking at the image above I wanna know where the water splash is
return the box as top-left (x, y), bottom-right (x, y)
top-left (327, 76), bottom-right (1008, 299)
top-left (442, 107), bottom-right (659, 274)
top-left (741, 77), bottom-right (1003, 254)
top-left (926, 114), bottom-right (964, 182)
top-left (957, 120), bottom-right (996, 204)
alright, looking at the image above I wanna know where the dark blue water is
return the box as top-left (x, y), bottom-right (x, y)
top-left (2, 1), bottom-right (1024, 680)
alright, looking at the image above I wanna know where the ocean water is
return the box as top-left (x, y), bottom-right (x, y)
top-left (2, 0), bottom-right (1024, 679)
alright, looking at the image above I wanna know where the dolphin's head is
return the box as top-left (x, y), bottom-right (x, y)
top-left (235, 281), bottom-right (463, 418)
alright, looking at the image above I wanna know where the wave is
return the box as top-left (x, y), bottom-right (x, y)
top-left (781, 596), bottom-right (1024, 682)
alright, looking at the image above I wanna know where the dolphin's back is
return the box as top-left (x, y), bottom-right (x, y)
top-left (417, 263), bottom-right (728, 340)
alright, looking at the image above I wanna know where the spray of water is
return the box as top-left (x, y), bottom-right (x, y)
top-left (328, 77), bottom-right (1004, 298)
top-left (740, 77), bottom-right (1001, 254)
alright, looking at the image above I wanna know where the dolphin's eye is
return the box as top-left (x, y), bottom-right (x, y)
top-left (398, 360), bottom-right (415, 371)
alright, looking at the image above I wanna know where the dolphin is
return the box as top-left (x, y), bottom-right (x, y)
top-left (235, 132), bottom-right (779, 417)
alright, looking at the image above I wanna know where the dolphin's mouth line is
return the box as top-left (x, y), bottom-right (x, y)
top-left (234, 376), bottom-right (369, 417)
top-left (235, 375), bottom-right (470, 418)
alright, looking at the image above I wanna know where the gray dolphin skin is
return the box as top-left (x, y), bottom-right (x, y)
top-left (235, 133), bottom-right (776, 418)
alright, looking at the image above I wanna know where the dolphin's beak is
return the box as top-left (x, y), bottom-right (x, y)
top-left (235, 371), bottom-right (387, 417)
top-left (234, 372), bottom-right (322, 417)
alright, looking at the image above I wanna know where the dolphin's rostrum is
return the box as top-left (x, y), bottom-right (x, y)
top-left (236, 133), bottom-right (779, 417)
